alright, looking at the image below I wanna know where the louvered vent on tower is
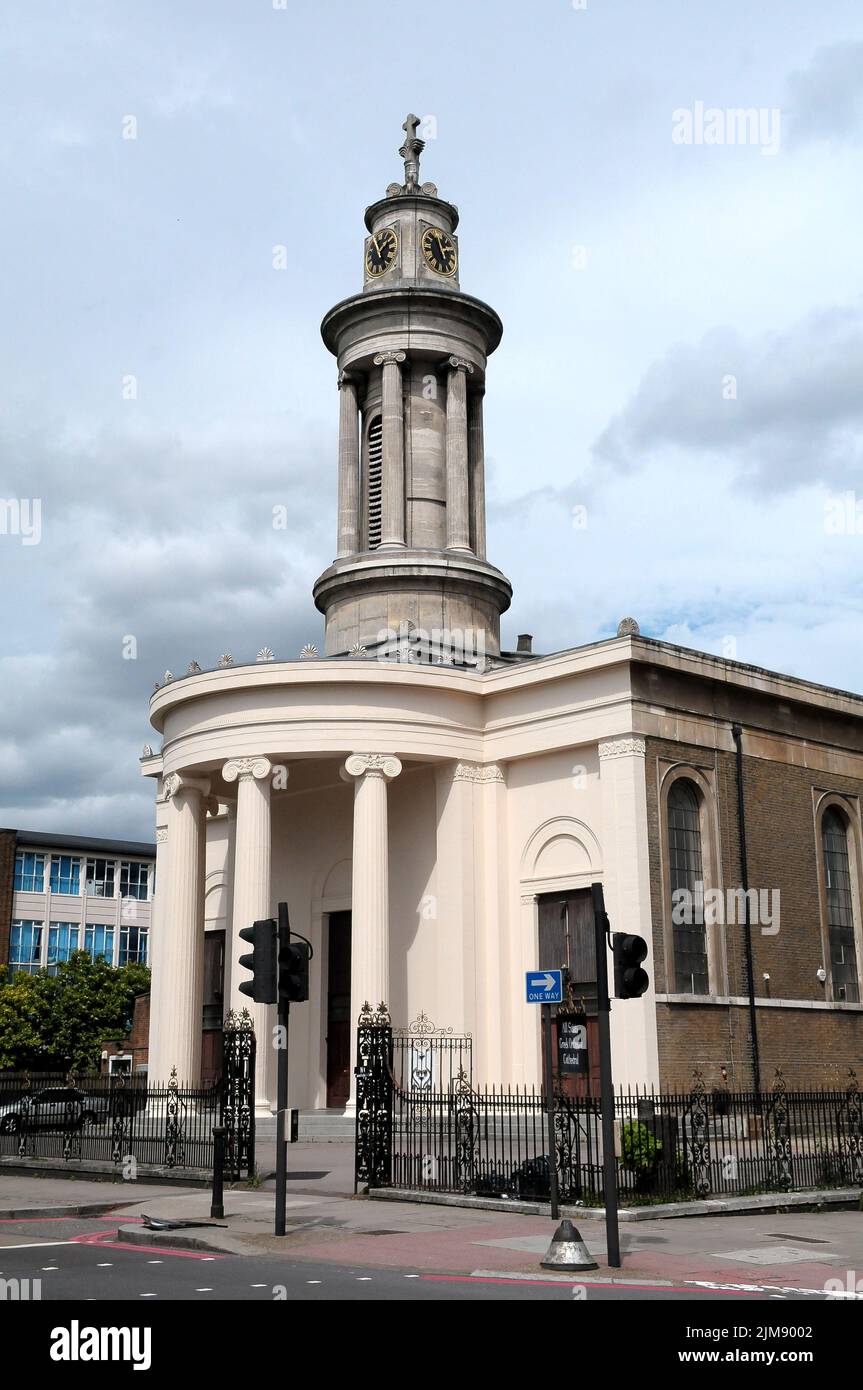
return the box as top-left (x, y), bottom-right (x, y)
top-left (367, 416), bottom-right (383, 549)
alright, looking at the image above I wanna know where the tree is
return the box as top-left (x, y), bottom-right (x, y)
top-left (0, 953), bottom-right (151, 1072)
top-left (0, 974), bottom-right (48, 1069)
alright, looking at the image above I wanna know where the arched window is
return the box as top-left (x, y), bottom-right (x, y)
top-left (366, 416), bottom-right (383, 549)
top-left (668, 779), bottom-right (709, 994)
top-left (822, 807), bottom-right (860, 1003)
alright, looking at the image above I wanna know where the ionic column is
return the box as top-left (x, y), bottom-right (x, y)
top-left (337, 370), bottom-right (360, 558)
top-left (223, 756), bottom-right (274, 1113)
top-left (343, 752), bottom-right (402, 1106)
top-left (468, 385), bottom-right (486, 560)
top-left (149, 771), bottom-right (210, 1085)
top-left (374, 350), bottom-right (406, 547)
top-left (146, 782), bottom-right (172, 1080)
top-left (446, 356), bottom-right (474, 552)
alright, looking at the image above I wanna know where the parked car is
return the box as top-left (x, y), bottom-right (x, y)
top-left (0, 1086), bottom-right (111, 1135)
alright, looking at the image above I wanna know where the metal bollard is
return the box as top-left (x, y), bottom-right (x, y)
top-left (211, 1125), bottom-right (226, 1219)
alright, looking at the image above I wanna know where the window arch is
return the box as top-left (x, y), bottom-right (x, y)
top-left (667, 778), bottom-right (709, 995)
top-left (821, 805), bottom-right (860, 1003)
top-left (366, 415), bottom-right (383, 549)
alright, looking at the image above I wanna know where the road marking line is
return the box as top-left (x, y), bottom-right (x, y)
top-left (195, 1288), bottom-right (213, 1293)
top-left (0, 1241), bottom-right (75, 1251)
top-left (140, 1293), bottom-right (157, 1298)
top-left (251, 1283), bottom-right (267, 1288)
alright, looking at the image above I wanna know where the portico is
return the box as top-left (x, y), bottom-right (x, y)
top-left (141, 634), bottom-right (666, 1113)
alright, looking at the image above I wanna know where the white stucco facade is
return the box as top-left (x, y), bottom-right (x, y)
top-left (142, 638), bottom-right (662, 1108)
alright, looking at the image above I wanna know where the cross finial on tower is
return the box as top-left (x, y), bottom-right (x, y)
top-left (399, 112), bottom-right (425, 192)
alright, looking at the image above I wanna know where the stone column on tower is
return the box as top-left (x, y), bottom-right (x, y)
top-left (342, 752), bottom-right (402, 1106)
top-left (223, 755), bottom-right (275, 1114)
top-left (336, 371), bottom-right (360, 558)
top-left (374, 350), bottom-right (407, 548)
top-left (446, 356), bottom-right (473, 552)
top-left (468, 384), bottom-right (486, 560)
top-left (148, 771), bottom-right (210, 1085)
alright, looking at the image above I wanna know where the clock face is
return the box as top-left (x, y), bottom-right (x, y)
top-left (365, 227), bottom-right (398, 277)
top-left (421, 226), bottom-right (458, 276)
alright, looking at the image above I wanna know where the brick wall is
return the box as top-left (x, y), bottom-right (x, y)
top-left (0, 829), bottom-right (16, 970)
top-left (645, 737), bottom-right (863, 1089)
top-left (101, 992), bottom-right (150, 1074)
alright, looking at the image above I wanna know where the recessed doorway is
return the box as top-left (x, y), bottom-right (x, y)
top-left (325, 911), bottom-right (352, 1108)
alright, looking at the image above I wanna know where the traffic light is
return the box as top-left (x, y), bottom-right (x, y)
top-left (612, 932), bottom-right (649, 1000)
top-left (278, 934), bottom-right (310, 1004)
top-left (238, 919), bottom-right (277, 1004)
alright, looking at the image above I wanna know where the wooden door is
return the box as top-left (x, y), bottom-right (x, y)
top-left (326, 912), bottom-right (352, 1109)
top-left (538, 889), bottom-right (601, 1097)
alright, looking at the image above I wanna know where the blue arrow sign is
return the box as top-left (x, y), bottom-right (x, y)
top-left (525, 969), bottom-right (563, 1004)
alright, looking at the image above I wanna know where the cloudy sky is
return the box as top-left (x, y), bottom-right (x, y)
top-left (2, 0), bottom-right (862, 841)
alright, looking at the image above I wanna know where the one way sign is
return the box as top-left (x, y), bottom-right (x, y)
top-left (525, 969), bottom-right (563, 1004)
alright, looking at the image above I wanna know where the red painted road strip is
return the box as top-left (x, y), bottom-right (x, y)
top-left (71, 1230), bottom-right (226, 1260)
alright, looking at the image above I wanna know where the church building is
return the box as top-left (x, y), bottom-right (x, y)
top-left (142, 119), bottom-right (863, 1114)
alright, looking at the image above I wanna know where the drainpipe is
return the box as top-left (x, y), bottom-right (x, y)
top-left (731, 722), bottom-right (761, 1092)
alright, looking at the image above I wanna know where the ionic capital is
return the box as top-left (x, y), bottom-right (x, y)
top-left (162, 771), bottom-right (211, 801)
top-left (222, 756), bottom-right (274, 785)
top-left (447, 355), bottom-right (474, 375)
top-left (373, 350), bottom-right (407, 367)
top-left (343, 752), bottom-right (402, 782)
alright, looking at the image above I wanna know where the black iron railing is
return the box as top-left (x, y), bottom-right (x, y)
top-left (355, 1010), bottom-right (863, 1205)
top-left (0, 1068), bottom-right (221, 1172)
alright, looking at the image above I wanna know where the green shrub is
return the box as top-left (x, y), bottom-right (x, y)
top-left (620, 1120), bottom-right (662, 1172)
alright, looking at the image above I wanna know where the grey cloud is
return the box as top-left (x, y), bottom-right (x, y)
top-left (592, 302), bottom-right (863, 493)
top-left (786, 41), bottom-right (863, 147)
top-left (0, 409), bottom-right (333, 838)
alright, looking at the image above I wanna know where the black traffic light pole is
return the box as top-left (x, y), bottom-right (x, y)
top-left (591, 881), bottom-right (621, 1269)
top-left (238, 905), bottom-right (311, 1238)
top-left (542, 1004), bottom-right (560, 1221)
top-left (275, 902), bottom-right (290, 1238)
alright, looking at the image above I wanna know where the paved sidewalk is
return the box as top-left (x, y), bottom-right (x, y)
top-left (115, 1194), bottom-right (863, 1293)
top-left (2, 1167), bottom-right (861, 1294)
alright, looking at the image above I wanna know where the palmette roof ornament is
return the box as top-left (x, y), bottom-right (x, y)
top-left (386, 113), bottom-right (438, 198)
top-left (257, 647), bottom-right (275, 662)
top-left (300, 643), bottom-right (319, 659)
top-left (186, 660), bottom-right (202, 674)
top-left (163, 670), bottom-right (174, 683)
top-left (617, 617), bottom-right (641, 637)
top-left (141, 744), bottom-right (153, 758)
top-left (218, 653), bottom-right (234, 667)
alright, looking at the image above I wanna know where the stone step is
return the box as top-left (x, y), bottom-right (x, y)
top-left (254, 1111), bottom-right (355, 1143)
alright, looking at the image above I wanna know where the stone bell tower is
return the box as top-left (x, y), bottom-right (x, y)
top-left (313, 115), bottom-right (512, 661)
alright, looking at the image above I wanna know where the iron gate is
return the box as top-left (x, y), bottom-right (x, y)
top-left (221, 1009), bottom-right (256, 1182)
